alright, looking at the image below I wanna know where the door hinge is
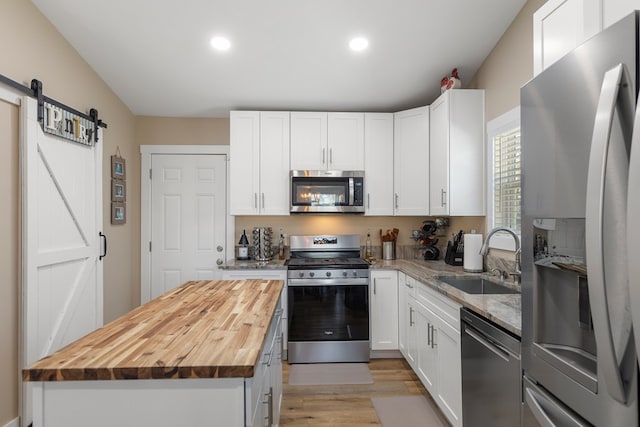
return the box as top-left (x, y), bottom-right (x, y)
top-left (149, 241), bottom-right (152, 252)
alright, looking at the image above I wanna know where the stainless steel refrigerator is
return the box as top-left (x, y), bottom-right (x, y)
top-left (521, 11), bottom-right (639, 426)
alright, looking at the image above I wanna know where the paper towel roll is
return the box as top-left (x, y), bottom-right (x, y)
top-left (464, 234), bottom-right (483, 272)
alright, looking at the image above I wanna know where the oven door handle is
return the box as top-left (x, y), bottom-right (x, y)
top-left (288, 278), bottom-right (369, 286)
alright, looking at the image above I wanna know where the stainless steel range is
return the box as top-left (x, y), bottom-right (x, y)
top-left (286, 234), bottom-right (370, 363)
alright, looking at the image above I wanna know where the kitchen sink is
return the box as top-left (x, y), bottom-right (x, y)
top-left (437, 276), bottom-right (519, 294)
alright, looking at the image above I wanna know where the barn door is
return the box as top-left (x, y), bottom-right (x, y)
top-left (149, 154), bottom-right (226, 300)
top-left (21, 96), bottom-right (103, 424)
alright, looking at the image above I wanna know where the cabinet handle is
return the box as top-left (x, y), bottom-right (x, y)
top-left (432, 326), bottom-right (437, 349)
top-left (395, 193), bottom-right (399, 209)
top-left (409, 307), bottom-right (414, 326)
top-left (322, 148), bottom-right (326, 165)
top-left (427, 323), bottom-right (431, 346)
top-left (373, 278), bottom-right (377, 295)
top-left (441, 189), bottom-right (447, 207)
top-left (254, 193), bottom-right (258, 209)
top-left (329, 148), bottom-right (333, 165)
top-left (367, 193), bottom-right (370, 209)
top-left (261, 192), bottom-right (265, 209)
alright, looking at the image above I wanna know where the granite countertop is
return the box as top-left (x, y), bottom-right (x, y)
top-left (220, 259), bottom-right (288, 270)
top-left (23, 279), bottom-right (284, 382)
top-left (371, 259), bottom-right (521, 336)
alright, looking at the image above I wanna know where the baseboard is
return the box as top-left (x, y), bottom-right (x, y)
top-left (370, 349), bottom-right (403, 359)
top-left (2, 417), bottom-right (19, 427)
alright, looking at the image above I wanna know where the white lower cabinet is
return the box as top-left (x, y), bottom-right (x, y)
top-left (248, 298), bottom-right (283, 427)
top-left (400, 275), bottom-right (462, 427)
top-left (370, 270), bottom-right (399, 350)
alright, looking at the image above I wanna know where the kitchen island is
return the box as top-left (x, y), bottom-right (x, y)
top-left (23, 279), bottom-right (284, 427)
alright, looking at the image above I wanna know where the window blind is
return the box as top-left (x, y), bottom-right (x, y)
top-left (493, 127), bottom-right (521, 234)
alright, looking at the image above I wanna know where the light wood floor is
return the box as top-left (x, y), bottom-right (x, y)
top-left (280, 358), bottom-right (450, 426)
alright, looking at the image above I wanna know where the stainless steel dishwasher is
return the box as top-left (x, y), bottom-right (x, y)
top-left (461, 307), bottom-right (522, 427)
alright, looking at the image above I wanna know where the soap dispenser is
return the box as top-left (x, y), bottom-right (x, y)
top-left (237, 230), bottom-right (249, 260)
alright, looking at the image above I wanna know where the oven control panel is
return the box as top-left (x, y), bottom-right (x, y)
top-left (288, 269), bottom-right (369, 279)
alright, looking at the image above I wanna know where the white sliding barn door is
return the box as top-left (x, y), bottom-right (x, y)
top-left (150, 154), bottom-right (226, 300)
top-left (21, 97), bottom-right (103, 425)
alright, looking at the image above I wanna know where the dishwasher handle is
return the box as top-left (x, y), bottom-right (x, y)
top-left (464, 324), bottom-right (511, 362)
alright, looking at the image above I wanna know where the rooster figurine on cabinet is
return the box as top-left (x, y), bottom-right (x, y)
top-left (440, 67), bottom-right (462, 93)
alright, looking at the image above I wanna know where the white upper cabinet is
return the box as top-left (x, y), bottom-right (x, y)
top-left (533, 0), bottom-right (601, 75)
top-left (393, 106), bottom-right (429, 216)
top-left (533, 0), bottom-right (640, 76)
top-left (290, 112), bottom-right (364, 171)
top-left (364, 113), bottom-right (394, 216)
top-left (328, 112), bottom-right (365, 170)
top-left (259, 112), bottom-right (291, 215)
top-left (290, 112), bottom-right (327, 170)
top-left (229, 111), bottom-right (290, 215)
top-left (429, 90), bottom-right (485, 216)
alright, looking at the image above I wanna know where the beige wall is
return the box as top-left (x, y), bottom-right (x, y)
top-left (0, 0), bottom-right (137, 424)
top-left (136, 116), bottom-right (230, 146)
top-left (468, 0), bottom-right (547, 121)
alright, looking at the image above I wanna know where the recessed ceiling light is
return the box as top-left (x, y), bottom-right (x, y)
top-left (210, 36), bottom-right (231, 51)
top-left (349, 37), bottom-right (369, 52)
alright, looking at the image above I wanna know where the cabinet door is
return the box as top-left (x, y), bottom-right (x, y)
top-left (230, 111), bottom-right (260, 215)
top-left (406, 297), bottom-right (418, 369)
top-left (533, 0), bottom-right (601, 75)
top-left (260, 112), bottom-right (290, 215)
top-left (429, 94), bottom-right (449, 216)
top-left (328, 112), bottom-right (365, 170)
top-left (290, 112), bottom-right (327, 170)
top-left (370, 270), bottom-right (399, 350)
top-left (448, 90), bottom-right (485, 216)
top-left (603, 0), bottom-right (640, 29)
top-left (398, 272), bottom-right (407, 355)
top-left (435, 317), bottom-right (462, 427)
top-left (415, 302), bottom-right (437, 394)
top-left (364, 113), bottom-right (394, 216)
top-left (393, 106), bottom-right (429, 215)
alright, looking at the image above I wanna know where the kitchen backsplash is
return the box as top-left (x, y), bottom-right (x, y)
top-left (234, 215), bottom-right (485, 259)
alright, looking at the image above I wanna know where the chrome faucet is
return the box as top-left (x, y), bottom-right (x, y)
top-left (480, 227), bottom-right (521, 282)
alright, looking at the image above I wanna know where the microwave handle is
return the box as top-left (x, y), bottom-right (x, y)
top-left (349, 178), bottom-right (354, 205)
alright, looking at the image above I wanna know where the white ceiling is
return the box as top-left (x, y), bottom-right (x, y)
top-left (32, 0), bottom-right (527, 118)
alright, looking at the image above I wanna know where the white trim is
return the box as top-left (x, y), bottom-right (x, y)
top-left (2, 417), bottom-right (19, 427)
top-left (139, 145), bottom-right (232, 304)
top-left (0, 85), bottom-right (23, 106)
top-left (486, 107), bottom-right (520, 252)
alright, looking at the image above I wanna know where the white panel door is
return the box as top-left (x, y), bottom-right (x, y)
top-left (229, 111), bottom-right (260, 215)
top-left (21, 97), bottom-right (103, 425)
top-left (429, 94), bottom-right (450, 216)
top-left (150, 154), bottom-right (226, 299)
top-left (370, 270), bottom-right (399, 350)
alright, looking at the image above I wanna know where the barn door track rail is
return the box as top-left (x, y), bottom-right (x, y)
top-left (0, 73), bottom-right (107, 144)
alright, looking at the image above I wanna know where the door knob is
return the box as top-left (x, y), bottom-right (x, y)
top-left (217, 245), bottom-right (223, 252)
top-left (216, 259), bottom-right (223, 265)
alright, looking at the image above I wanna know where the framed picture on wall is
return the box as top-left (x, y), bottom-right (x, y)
top-left (111, 202), bottom-right (126, 225)
top-left (111, 155), bottom-right (126, 179)
top-left (111, 179), bottom-right (126, 202)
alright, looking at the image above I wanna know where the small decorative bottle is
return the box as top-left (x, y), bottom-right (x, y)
top-left (365, 232), bottom-right (373, 260)
top-left (237, 230), bottom-right (249, 260)
top-left (278, 232), bottom-right (285, 260)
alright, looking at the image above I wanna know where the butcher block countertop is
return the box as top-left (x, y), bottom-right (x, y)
top-left (23, 279), bottom-right (284, 382)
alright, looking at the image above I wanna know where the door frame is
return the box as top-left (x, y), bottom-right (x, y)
top-left (140, 145), bottom-right (232, 304)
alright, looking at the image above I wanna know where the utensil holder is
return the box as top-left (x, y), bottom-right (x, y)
top-left (382, 241), bottom-right (396, 260)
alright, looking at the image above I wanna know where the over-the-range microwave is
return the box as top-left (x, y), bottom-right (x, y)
top-left (290, 170), bottom-right (364, 213)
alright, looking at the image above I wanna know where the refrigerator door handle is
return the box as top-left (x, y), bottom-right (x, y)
top-left (585, 63), bottom-right (635, 404)
top-left (524, 385), bottom-right (589, 427)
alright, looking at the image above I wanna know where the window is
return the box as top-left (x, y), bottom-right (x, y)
top-left (487, 107), bottom-right (521, 251)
